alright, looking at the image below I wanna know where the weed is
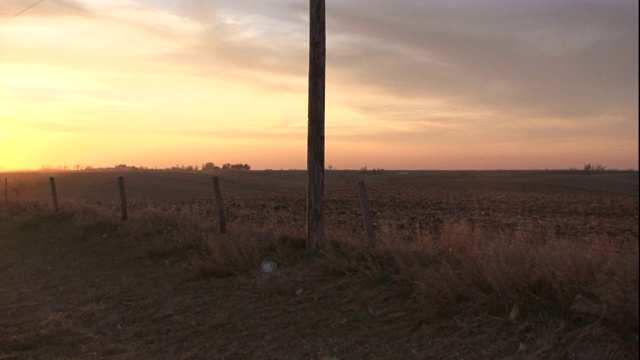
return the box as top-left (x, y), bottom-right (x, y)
top-left (1, 172), bottom-right (637, 359)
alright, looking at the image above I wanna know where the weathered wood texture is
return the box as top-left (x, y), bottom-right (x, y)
top-left (212, 177), bottom-right (226, 233)
top-left (118, 176), bottom-right (128, 220)
top-left (49, 177), bottom-right (58, 211)
top-left (307, 0), bottom-right (326, 250)
top-left (357, 181), bottom-right (376, 247)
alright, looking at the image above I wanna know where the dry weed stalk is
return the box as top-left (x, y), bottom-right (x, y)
top-left (8, 199), bottom-right (638, 335)
top-left (352, 221), bottom-right (637, 333)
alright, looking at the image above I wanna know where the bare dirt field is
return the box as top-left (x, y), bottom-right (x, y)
top-left (1, 170), bottom-right (638, 359)
top-left (3, 169), bottom-right (639, 201)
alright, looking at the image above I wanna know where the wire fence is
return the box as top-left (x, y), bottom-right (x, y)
top-left (1, 172), bottom-right (637, 254)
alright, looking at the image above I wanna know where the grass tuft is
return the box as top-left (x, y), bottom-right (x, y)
top-left (329, 221), bottom-right (639, 334)
top-left (5, 195), bottom-right (638, 346)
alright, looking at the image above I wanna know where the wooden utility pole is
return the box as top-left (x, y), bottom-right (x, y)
top-left (307, 0), bottom-right (326, 250)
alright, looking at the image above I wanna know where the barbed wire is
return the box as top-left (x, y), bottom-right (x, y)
top-left (364, 225), bottom-right (637, 255)
top-left (1, 173), bottom-right (637, 255)
top-left (133, 172), bottom-right (213, 187)
top-left (54, 177), bottom-right (118, 187)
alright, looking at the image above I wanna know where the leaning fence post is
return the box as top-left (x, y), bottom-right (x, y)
top-left (357, 180), bottom-right (375, 248)
top-left (212, 177), bottom-right (226, 233)
top-left (118, 176), bottom-right (128, 220)
top-left (49, 177), bottom-right (59, 211)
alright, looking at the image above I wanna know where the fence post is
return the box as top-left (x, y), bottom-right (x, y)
top-left (212, 177), bottom-right (226, 233)
top-left (49, 177), bottom-right (59, 211)
top-left (3, 178), bottom-right (7, 205)
top-left (118, 176), bottom-right (128, 220)
top-left (357, 180), bottom-right (375, 248)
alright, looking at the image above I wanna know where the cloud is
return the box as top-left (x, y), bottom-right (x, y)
top-left (153, 1), bottom-right (308, 92)
top-left (1, 0), bottom-right (636, 170)
top-left (325, 0), bottom-right (638, 121)
top-left (111, 0), bottom-right (640, 162)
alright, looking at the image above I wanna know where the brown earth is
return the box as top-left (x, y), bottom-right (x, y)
top-left (0, 170), bottom-right (638, 359)
top-left (3, 169), bottom-right (638, 201)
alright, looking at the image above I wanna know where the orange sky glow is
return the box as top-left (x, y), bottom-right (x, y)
top-left (1, 0), bottom-right (638, 171)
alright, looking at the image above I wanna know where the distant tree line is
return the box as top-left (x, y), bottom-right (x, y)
top-left (38, 162), bottom-right (252, 172)
top-left (221, 163), bottom-right (251, 171)
top-left (583, 163), bottom-right (606, 171)
top-left (360, 166), bottom-right (384, 174)
top-left (193, 162), bottom-right (252, 171)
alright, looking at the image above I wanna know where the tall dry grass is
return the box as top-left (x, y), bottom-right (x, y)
top-left (178, 209), bottom-right (638, 334)
top-left (321, 221), bottom-right (639, 334)
top-left (5, 199), bottom-right (638, 336)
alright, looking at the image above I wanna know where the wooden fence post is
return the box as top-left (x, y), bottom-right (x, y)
top-left (307, 0), bottom-right (326, 250)
top-left (118, 176), bottom-right (128, 220)
top-left (49, 177), bottom-right (59, 211)
top-left (212, 177), bottom-right (226, 233)
top-left (3, 178), bottom-right (7, 205)
top-left (357, 180), bottom-right (375, 248)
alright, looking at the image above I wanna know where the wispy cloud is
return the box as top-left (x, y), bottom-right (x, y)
top-left (326, 1), bottom-right (638, 117)
top-left (0, 0), bottom-right (637, 170)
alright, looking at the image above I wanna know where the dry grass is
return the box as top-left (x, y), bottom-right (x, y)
top-left (172, 204), bottom-right (638, 337)
top-left (1, 171), bottom-right (638, 358)
top-left (371, 223), bottom-right (636, 333)
top-left (14, 196), bottom-right (637, 335)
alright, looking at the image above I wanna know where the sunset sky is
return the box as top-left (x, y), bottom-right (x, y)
top-left (1, 0), bottom-right (638, 171)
